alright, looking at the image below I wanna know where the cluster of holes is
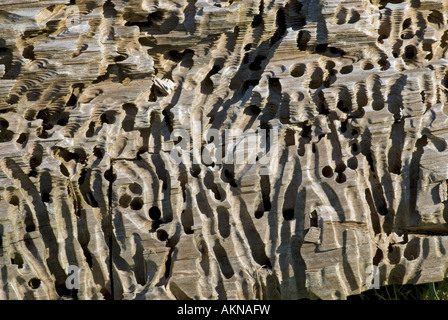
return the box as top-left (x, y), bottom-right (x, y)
top-left (119, 194), bottom-right (143, 211)
top-left (289, 60), bottom-right (355, 90)
top-left (53, 147), bottom-right (87, 165)
top-left (321, 164), bottom-right (347, 184)
top-left (335, 7), bottom-right (360, 25)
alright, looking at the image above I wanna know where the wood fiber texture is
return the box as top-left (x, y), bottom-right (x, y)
top-left (1, 0), bottom-right (448, 300)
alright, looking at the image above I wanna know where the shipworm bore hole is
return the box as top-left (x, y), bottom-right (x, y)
top-left (149, 206), bottom-right (161, 220)
top-left (130, 197), bottom-right (143, 210)
top-left (322, 166), bottom-right (334, 178)
top-left (290, 63), bottom-right (306, 77)
top-left (255, 211), bottom-right (264, 219)
top-left (378, 206), bottom-right (388, 216)
top-left (28, 278), bottom-right (41, 289)
top-left (404, 45), bottom-right (417, 60)
top-left (119, 194), bottom-right (132, 208)
top-left (361, 61), bottom-right (374, 70)
top-left (128, 183), bottom-right (142, 195)
top-left (156, 229), bottom-right (168, 241)
top-left (104, 169), bottom-right (116, 182)
top-left (347, 157), bottom-right (358, 170)
top-left (340, 65), bottom-right (353, 74)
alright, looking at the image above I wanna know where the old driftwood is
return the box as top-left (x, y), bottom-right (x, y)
top-left (0, 0), bottom-right (448, 300)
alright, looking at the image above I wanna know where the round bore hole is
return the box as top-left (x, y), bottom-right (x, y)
top-left (283, 209), bottom-right (295, 221)
top-left (119, 194), bottom-right (132, 208)
top-left (290, 63), bottom-right (306, 77)
top-left (325, 60), bottom-right (336, 70)
top-left (404, 45), bottom-right (417, 60)
top-left (340, 65), bottom-right (353, 74)
top-left (255, 211), bottom-right (264, 219)
top-left (347, 157), bottom-right (358, 170)
top-left (28, 278), bottom-right (41, 289)
top-left (128, 183), bottom-right (142, 195)
top-left (149, 206), bottom-right (161, 220)
top-left (378, 206), bottom-right (388, 216)
top-left (156, 229), bottom-right (168, 241)
top-left (322, 166), bottom-right (334, 178)
top-left (104, 169), bottom-right (116, 182)
top-left (130, 197), bottom-right (143, 210)
top-left (362, 61), bottom-right (374, 70)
